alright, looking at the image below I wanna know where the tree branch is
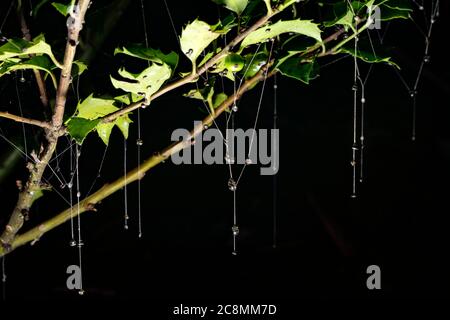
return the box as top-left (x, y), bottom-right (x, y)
top-left (101, 7), bottom-right (281, 124)
top-left (0, 65), bottom-right (273, 257)
top-left (0, 111), bottom-right (52, 129)
top-left (0, 0), bottom-right (357, 254)
top-left (17, 1), bottom-right (49, 109)
top-left (0, 0), bottom-right (91, 250)
top-left (52, 0), bottom-right (91, 129)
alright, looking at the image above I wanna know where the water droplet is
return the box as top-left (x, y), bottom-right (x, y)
top-left (203, 124), bottom-right (209, 130)
top-left (351, 193), bottom-right (357, 199)
top-left (69, 239), bottom-right (77, 247)
top-left (136, 139), bottom-right (143, 146)
top-left (245, 158), bottom-right (253, 165)
top-left (361, 97), bottom-right (366, 104)
top-left (19, 77), bottom-right (26, 83)
top-left (273, 84), bottom-right (278, 89)
top-left (124, 223), bottom-right (128, 230)
top-left (228, 178), bottom-right (237, 191)
top-left (232, 105), bottom-right (238, 112)
top-left (67, 182), bottom-right (73, 189)
top-left (409, 90), bottom-right (417, 98)
top-left (423, 55), bottom-right (430, 63)
top-left (76, 191), bottom-right (81, 198)
top-left (78, 289), bottom-right (85, 295)
top-left (419, 5), bottom-right (424, 10)
top-left (352, 144), bottom-right (359, 151)
top-left (232, 225), bottom-right (239, 236)
top-left (225, 155), bottom-right (235, 165)
top-left (232, 251), bottom-right (237, 256)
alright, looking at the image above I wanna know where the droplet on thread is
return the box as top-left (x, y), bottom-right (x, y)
top-left (228, 178), bottom-right (237, 191)
top-left (225, 155), bottom-right (235, 165)
top-left (232, 225), bottom-right (239, 236)
top-left (136, 139), bottom-right (143, 146)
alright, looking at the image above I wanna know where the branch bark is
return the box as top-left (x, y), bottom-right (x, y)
top-left (0, 65), bottom-right (273, 257)
top-left (0, 111), bottom-right (52, 129)
top-left (101, 8), bottom-right (280, 124)
top-left (0, 1), bottom-right (351, 255)
top-left (18, 2), bottom-right (49, 109)
top-left (0, 0), bottom-right (91, 250)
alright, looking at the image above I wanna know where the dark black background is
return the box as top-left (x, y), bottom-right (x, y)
top-left (0, 0), bottom-right (449, 303)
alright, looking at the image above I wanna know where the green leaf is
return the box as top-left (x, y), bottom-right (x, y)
top-left (114, 93), bottom-right (142, 105)
top-left (51, 2), bottom-right (70, 16)
top-left (67, 117), bottom-right (100, 144)
top-left (0, 34), bottom-right (62, 68)
top-left (383, 0), bottom-right (413, 11)
top-left (323, 1), bottom-right (355, 30)
top-left (180, 20), bottom-right (221, 65)
top-left (211, 14), bottom-right (237, 33)
top-left (115, 114), bottom-right (132, 139)
top-left (263, 0), bottom-right (272, 13)
top-left (96, 122), bottom-right (116, 145)
top-left (241, 19), bottom-right (322, 49)
top-left (114, 45), bottom-right (179, 72)
top-left (111, 63), bottom-right (171, 100)
top-left (67, 94), bottom-right (132, 145)
top-left (276, 36), bottom-right (317, 68)
top-left (0, 55), bottom-right (57, 87)
top-left (340, 41), bottom-right (399, 68)
top-left (209, 53), bottom-right (245, 81)
top-left (76, 94), bottom-right (118, 120)
top-left (198, 50), bottom-right (217, 68)
top-left (213, 92), bottom-right (228, 108)
top-left (379, 4), bottom-right (411, 20)
top-left (72, 60), bottom-right (88, 77)
top-left (277, 57), bottom-right (317, 84)
top-left (241, 51), bottom-right (268, 79)
top-left (212, 0), bottom-right (249, 14)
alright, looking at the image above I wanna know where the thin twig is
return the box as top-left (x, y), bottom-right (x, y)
top-left (0, 0), bottom-right (91, 250)
top-left (0, 64), bottom-right (272, 257)
top-left (101, 8), bottom-right (280, 124)
top-left (17, 1), bottom-right (49, 109)
top-left (0, 111), bottom-right (52, 129)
